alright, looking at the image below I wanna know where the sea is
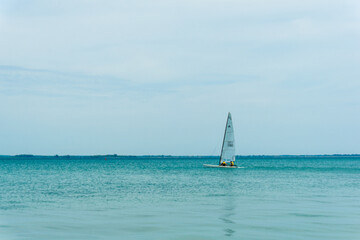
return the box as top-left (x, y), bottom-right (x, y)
top-left (0, 155), bottom-right (359, 240)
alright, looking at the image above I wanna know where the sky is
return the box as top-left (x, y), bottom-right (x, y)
top-left (0, 0), bottom-right (359, 155)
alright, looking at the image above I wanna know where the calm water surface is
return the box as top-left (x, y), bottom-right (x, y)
top-left (1, 156), bottom-right (359, 239)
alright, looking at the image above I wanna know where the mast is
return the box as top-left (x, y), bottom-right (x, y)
top-left (219, 112), bottom-right (231, 165)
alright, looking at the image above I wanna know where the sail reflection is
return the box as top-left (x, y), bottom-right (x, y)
top-left (219, 181), bottom-right (236, 237)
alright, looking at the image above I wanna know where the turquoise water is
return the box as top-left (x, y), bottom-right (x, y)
top-left (1, 156), bottom-right (359, 239)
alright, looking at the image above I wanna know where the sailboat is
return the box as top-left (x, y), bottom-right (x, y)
top-left (204, 112), bottom-right (238, 168)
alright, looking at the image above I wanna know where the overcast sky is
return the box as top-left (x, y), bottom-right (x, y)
top-left (0, 0), bottom-right (359, 155)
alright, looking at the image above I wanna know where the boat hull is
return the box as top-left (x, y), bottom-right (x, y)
top-left (203, 164), bottom-right (241, 168)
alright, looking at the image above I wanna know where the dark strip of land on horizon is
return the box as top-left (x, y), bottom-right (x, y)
top-left (1, 154), bottom-right (360, 158)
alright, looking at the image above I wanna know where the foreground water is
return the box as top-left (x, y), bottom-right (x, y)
top-left (0, 155), bottom-right (359, 239)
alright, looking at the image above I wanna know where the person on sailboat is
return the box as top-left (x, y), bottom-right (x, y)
top-left (230, 161), bottom-right (234, 166)
top-left (221, 161), bottom-right (227, 166)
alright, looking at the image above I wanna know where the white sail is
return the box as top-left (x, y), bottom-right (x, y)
top-left (219, 112), bottom-right (235, 164)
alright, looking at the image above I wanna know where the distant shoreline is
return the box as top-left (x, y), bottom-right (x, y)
top-left (1, 154), bottom-right (360, 158)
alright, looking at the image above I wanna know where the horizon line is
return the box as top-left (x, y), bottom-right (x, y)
top-left (1, 154), bottom-right (360, 158)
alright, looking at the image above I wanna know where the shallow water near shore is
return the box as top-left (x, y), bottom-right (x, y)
top-left (1, 155), bottom-right (359, 239)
